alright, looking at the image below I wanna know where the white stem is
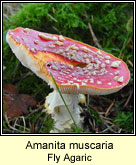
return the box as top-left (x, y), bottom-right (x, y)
top-left (44, 90), bottom-right (84, 133)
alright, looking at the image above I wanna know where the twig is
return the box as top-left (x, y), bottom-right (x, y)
top-left (14, 123), bottom-right (30, 132)
top-left (3, 14), bottom-right (10, 20)
top-left (127, 60), bottom-right (133, 67)
top-left (88, 118), bottom-right (93, 128)
top-left (123, 89), bottom-right (133, 108)
top-left (103, 122), bottom-right (116, 133)
top-left (4, 115), bottom-right (19, 132)
top-left (93, 118), bottom-right (96, 129)
top-left (27, 105), bottom-right (44, 117)
top-left (104, 119), bottom-right (114, 125)
top-left (21, 72), bottom-right (34, 80)
top-left (99, 124), bottom-right (115, 133)
top-left (13, 118), bottom-right (18, 128)
top-left (52, 26), bottom-right (61, 34)
top-left (21, 116), bottom-right (26, 133)
top-left (48, 13), bottom-right (58, 22)
top-left (100, 115), bottom-right (113, 121)
top-left (100, 127), bottom-right (109, 133)
top-left (86, 94), bottom-right (90, 106)
top-left (99, 114), bottom-right (116, 133)
top-left (105, 100), bottom-right (115, 116)
top-left (84, 10), bottom-right (102, 49)
top-left (4, 115), bottom-right (29, 133)
top-left (118, 128), bottom-right (122, 133)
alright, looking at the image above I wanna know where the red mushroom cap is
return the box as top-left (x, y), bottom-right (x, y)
top-left (6, 27), bottom-right (130, 95)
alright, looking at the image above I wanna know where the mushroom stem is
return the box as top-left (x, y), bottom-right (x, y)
top-left (44, 90), bottom-right (85, 133)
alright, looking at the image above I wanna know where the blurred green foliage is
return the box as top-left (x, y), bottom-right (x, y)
top-left (4, 3), bottom-right (133, 50)
top-left (114, 111), bottom-right (133, 132)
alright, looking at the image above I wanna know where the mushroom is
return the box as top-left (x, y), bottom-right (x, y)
top-left (6, 27), bottom-right (130, 133)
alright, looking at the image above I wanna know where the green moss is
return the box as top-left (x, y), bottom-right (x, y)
top-left (4, 3), bottom-right (133, 46)
top-left (114, 112), bottom-right (133, 132)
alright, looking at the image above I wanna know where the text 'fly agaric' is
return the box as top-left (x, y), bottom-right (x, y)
top-left (6, 27), bottom-right (130, 132)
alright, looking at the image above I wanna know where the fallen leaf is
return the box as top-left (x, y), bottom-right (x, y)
top-left (4, 84), bottom-right (18, 94)
top-left (3, 84), bottom-right (36, 118)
